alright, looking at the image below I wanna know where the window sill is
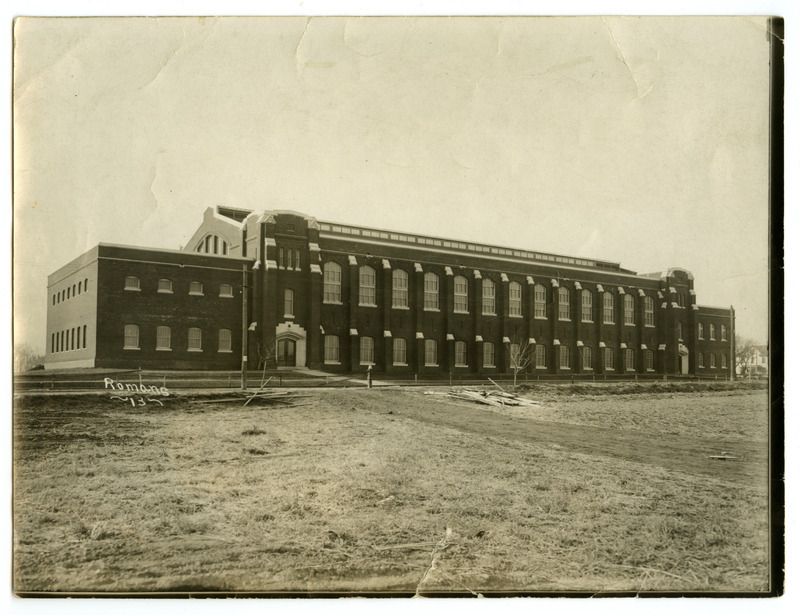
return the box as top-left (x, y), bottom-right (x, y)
top-left (124, 288), bottom-right (141, 292)
top-left (123, 347), bottom-right (140, 351)
top-left (581, 319), bottom-right (593, 324)
top-left (558, 318), bottom-right (571, 322)
top-left (482, 313), bottom-right (496, 317)
top-left (454, 310), bottom-right (469, 315)
top-left (359, 361), bottom-right (375, 366)
top-left (392, 305), bottom-right (410, 310)
top-left (157, 290), bottom-right (173, 294)
top-left (534, 316), bottom-right (548, 320)
top-left (393, 363), bottom-right (408, 367)
top-left (423, 308), bottom-right (440, 312)
top-left (188, 349), bottom-right (203, 352)
top-left (455, 363), bottom-right (468, 368)
top-left (220, 295), bottom-right (234, 299)
top-left (603, 322), bottom-right (615, 326)
top-left (189, 292), bottom-right (204, 296)
top-left (645, 324), bottom-right (655, 328)
top-left (284, 314), bottom-right (295, 319)
top-left (324, 361), bottom-right (341, 365)
top-left (358, 303), bottom-right (377, 308)
top-left (483, 365), bottom-right (496, 369)
top-left (624, 323), bottom-right (635, 327)
top-left (509, 314), bottom-right (523, 319)
top-left (323, 301), bottom-right (343, 305)
top-left (218, 350), bottom-right (233, 354)
top-left (156, 348), bottom-right (172, 352)
top-left (425, 363), bottom-right (439, 367)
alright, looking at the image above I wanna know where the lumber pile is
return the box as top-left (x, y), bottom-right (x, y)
top-left (425, 387), bottom-right (541, 408)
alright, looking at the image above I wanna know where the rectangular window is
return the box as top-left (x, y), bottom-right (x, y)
top-left (710, 324), bottom-right (716, 340)
top-left (482, 280), bottom-right (496, 315)
top-left (698, 323), bottom-right (704, 339)
top-left (710, 353), bottom-right (716, 368)
top-left (188, 327), bottom-right (203, 351)
top-left (124, 276), bottom-right (140, 291)
top-left (189, 281), bottom-right (204, 295)
top-left (644, 297), bottom-right (655, 326)
top-left (287, 248), bottom-right (293, 269)
top-left (156, 326), bottom-right (171, 350)
top-left (359, 266), bottom-right (376, 306)
top-left (123, 324), bottom-right (139, 349)
top-left (535, 344), bottom-right (546, 368)
top-left (219, 283), bottom-right (234, 297)
top-left (295, 249), bottom-right (301, 270)
top-left (625, 348), bottom-right (635, 371)
top-left (624, 295), bottom-right (635, 325)
top-left (604, 347), bottom-right (614, 370)
top-left (483, 342), bottom-right (495, 367)
top-left (324, 335), bottom-right (340, 363)
top-left (697, 352), bottom-right (704, 368)
top-left (424, 273), bottom-right (439, 310)
top-left (158, 278), bottom-right (173, 293)
top-left (83, 325), bottom-right (87, 349)
top-left (218, 329), bottom-right (232, 353)
top-left (393, 338), bottom-right (407, 365)
top-left (279, 247), bottom-right (284, 268)
top-left (509, 282), bottom-right (522, 317)
top-left (455, 341), bottom-right (468, 367)
top-left (677, 322), bottom-right (683, 340)
top-left (284, 289), bottom-right (294, 317)
top-left (392, 270), bottom-right (409, 308)
top-left (721, 325), bottom-right (728, 341)
top-left (534, 285), bottom-right (546, 319)
top-left (603, 293), bottom-right (614, 324)
top-left (454, 276), bottom-right (469, 313)
top-left (581, 291), bottom-right (593, 322)
top-left (425, 340), bottom-right (438, 366)
top-left (324, 262), bottom-right (342, 303)
top-left (360, 337), bottom-right (374, 365)
top-left (582, 346), bottom-right (593, 370)
top-left (721, 353), bottom-right (727, 368)
top-left (559, 345), bottom-right (570, 369)
top-left (645, 349), bottom-right (654, 370)
top-left (558, 288), bottom-right (570, 321)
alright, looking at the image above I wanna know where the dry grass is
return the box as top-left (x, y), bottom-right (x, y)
top-left (13, 387), bottom-right (770, 595)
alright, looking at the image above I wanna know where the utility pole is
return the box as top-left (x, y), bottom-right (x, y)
top-left (241, 264), bottom-right (248, 390)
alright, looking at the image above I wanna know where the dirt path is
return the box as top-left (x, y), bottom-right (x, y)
top-left (372, 392), bottom-right (769, 485)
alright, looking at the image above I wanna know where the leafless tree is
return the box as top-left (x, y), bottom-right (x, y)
top-left (509, 337), bottom-right (534, 387)
top-left (256, 334), bottom-right (277, 371)
top-left (734, 334), bottom-right (758, 377)
top-left (14, 343), bottom-right (44, 373)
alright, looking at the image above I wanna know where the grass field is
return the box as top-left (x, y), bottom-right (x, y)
top-left (13, 383), bottom-right (771, 595)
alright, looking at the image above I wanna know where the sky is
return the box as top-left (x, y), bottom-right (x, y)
top-left (13, 16), bottom-right (772, 353)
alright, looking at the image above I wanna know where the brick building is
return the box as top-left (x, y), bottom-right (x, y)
top-left (44, 207), bottom-right (735, 377)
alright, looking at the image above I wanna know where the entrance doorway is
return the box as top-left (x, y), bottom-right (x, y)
top-left (277, 338), bottom-right (296, 368)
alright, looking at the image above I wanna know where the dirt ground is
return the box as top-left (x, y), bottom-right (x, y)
top-left (13, 385), bottom-right (771, 595)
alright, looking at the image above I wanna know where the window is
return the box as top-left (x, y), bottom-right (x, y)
top-left (509, 282), bottom-right (522, 317)
top-left (534, 284), bottom-right (547, 318)
top-left (323, 262), bottom-right (342, 303)
top-left (581, 290), bottom-right (593, 322)
top-left (219, 283), bottom-right (234, 297)
top-left (188, 327), bottom-right (203, 351)
top-left (698, 323), bottom-right (704, 339)
top-left (721, 354), bottom-right (728, 368)
top-left (324, 335), bottom-right (340, 363)
top-left (645, 349), bottom-right (654, 371)
top-left (482, 279), bottom-right (496, 315)
top-left (582, 346), bottom-right (593, 370)
top-left (287, 248), bottom-right (294, 269)
top-left (710, 324), bottom-right (716, 340)
top-left (624, 294), bottom-right (635, 325)
top-left (559, 345), bottom-right (570, 369)
top-left (83, 325), bottom-right (87, 348)
top-left (644, 296), bottom-right (654, 326)
top-left (189, 281), bottom-right (204, 295)
top-left (625, 348), bottom-right (635, 371)
top-left (158, 278), bottom-right (173, 293)
top-left (710, 353), bottom-right (716, 368)
top-left (557, 288), bottom-right (570, 320)
top-left (455, 341), bottom-right (468, 367)
top-left (284, 289), bottom-right (294, 317)
top-left (156, 326), bottom-right (171, 350)
top-left (77, 284), bottom-right (81, 295)
top-left (393, 338), bottom-right (407, 365)
top-left (360, 337), bottom-right (374, 365)
top-left (535, 344), bottom-right (546, 368)
top-left (67, 288), bottom-right (70, 299)
top-left (123, 324), bottom-right (139, 349)
top-left (425, 340), bottom-right (438, 366)
top-left (697, 352), bottom-right (704, 368)
top-left (84, 279), bottom-right (88, 292)
top-left (279, 247), bottom-right (284, 268)
top-left (603, 292), bottom-right (614, 324)
top-left (51, 333), bottom-right (54, 354)
top-left (71, 328), bottom-right (75, 350)
top-left (295, 249), bottom-right (301, 270)
top-left (677, 322), bottom-right (683, 340)
top-left (424, 273), bottom-right (439, 310)
top-left (124, 276), bottom-right (140, 291)
top-left (483, 342), bottom-right (495, 367)
top-left (72, 284), bottom-right (76, 296)
top-left (219, 329), bottom-right (232, 353)
top-left (721, 325), bottom-right (728, 341)
top-left (359, 266), bottom-right (376, 306)
top-left (392, 269), bottom-right (409, 308)
top-left (52, 295), bottom-right (55, 305)
top-left (454, 276), bottom-right (469, 313)
top-left (604, 347), bottom-right (614, 370)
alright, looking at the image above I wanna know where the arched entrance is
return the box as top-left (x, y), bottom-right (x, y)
top-left (275, 322), bottom-right (307, 369)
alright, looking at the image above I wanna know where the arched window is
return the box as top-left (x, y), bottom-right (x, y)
top-left (581, 290), bottom-right (593, 322)
top-left (324, 335), bottom-right (340, 363)
top-left (483, 342), bottom-right (495, 367)
top-left (603, 292), bottom-right (614, 324)
top-left (425, 340), bottom-right (438, 365)
top-left (644, 296), bottom-right (654, 326)
top-left (534, 284), bottom-right (547, 318)
top-left (360, 337), bottom-right (374, 365)
top-left (455, 341), bottom-right (468, 367)
top-left (284, 289), bottom-right (294, 317)
top-left (323, 262), bottom-right (342, 303)
top-left (509, 282), bottom-right (522, 317)
top-left (392, 269), bottom-right (408, 308)
top-left (454, 276), bottom-right (469, 313)
top-left (393, 338), bottom-right (407, 365)
top-left (624, 294), bottom-right (635, 325)
top-left (123, 324), bottom-right (139, 350)
top-left (359, 266), bottom-right (376, 306)
top-left (124, 276), bottom-right (140, 291)
top-left (482, 279), bottom-right (496, 315)
top-left (219, 329), bottom-right (232, 352)
top-left (558, 287), bottom-right (570, 321)
top-left (83, 325), bottom-right (87, 349)
top-left (156, 326), bottom-right (171, 350)
top-left (424, 272), bottom-right (439, 310)
top-left (188, 327), bottom-right (203, 351)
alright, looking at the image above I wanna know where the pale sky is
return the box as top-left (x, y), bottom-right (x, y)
top-left (13, 15), bottom-right (772, 352)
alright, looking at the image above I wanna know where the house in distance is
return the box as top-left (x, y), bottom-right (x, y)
top-left (44, 206), bottom-right (735, 378)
